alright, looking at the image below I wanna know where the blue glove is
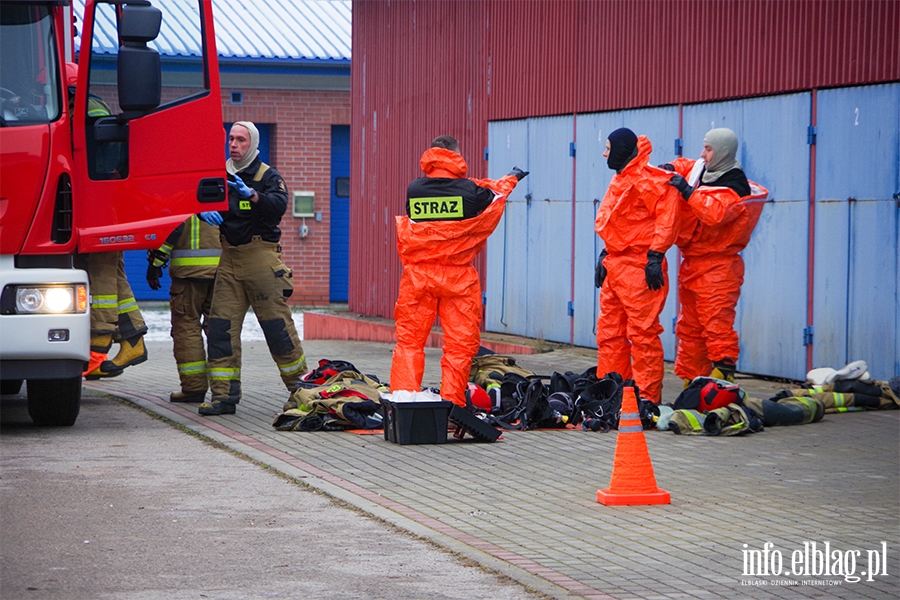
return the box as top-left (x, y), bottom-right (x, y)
top-left (199, 211), bottom-right (223, 226)
top-left (227, 174), bottom-right (253, 199)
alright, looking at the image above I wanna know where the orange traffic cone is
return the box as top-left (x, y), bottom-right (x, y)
top-left (596, 385), bottom-right (670, 506)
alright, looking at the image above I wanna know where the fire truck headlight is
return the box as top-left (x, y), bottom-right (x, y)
top-left (45, 287), bottom-right (73, 312)
top-left (16, 288), bottom-right (44, 313)
top-left (14, 286), bottom-right (82, 314)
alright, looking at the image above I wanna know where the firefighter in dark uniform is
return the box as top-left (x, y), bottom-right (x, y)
top-left (146, 215), bottom-right (222, 403)
top-left (196, 121), bottom-right (306, 416)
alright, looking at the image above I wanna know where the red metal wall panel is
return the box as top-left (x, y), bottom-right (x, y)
top-left (350, 0), bottom-right (900, 319)
top-left (350, 0), bottom-right (492, 317)
top-left (485, 0), bottom-right (900, 118)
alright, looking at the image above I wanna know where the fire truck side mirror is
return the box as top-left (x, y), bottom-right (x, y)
top-left (119, 3), bottom-right (162, 40)
top-left (116, 4), bottom-right (162, 114)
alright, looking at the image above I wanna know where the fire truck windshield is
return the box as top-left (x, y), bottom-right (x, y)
top-left (0, 4), bottom-right (61, 126)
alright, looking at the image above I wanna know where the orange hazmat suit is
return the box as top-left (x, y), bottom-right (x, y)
top-left (390, 148), bottom-right (519, 407)
top-left (595, 135), bottom-right (681, 403)
top-left (671, 157), bottom-right (768, 380)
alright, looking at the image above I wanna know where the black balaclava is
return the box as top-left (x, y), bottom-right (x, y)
top-left (607, 127), bottom-right (638, 172)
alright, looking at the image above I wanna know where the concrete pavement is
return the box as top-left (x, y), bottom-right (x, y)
top-left (7, 308), bottom-right (899, 599)
top-left (1, 385), bottom-right (540, 600)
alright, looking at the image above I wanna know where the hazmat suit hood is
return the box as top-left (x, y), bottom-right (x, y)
top-left (420, 147), bottom-right (468, 179)
top-left (595, 135), bottom-right (680, 255)
top-left (702, 128), bottom-right (741, 184)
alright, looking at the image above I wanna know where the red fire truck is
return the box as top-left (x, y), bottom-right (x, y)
top-left (0, 0), bottom-right (226, 425)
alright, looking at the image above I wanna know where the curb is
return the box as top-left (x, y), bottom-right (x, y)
top-left (303, 312), bottom-right (538, 355)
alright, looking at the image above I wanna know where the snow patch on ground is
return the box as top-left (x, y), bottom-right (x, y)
top-left (142, 307), bottom-right (304, 342)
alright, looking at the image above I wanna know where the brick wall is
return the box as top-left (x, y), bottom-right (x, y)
top-left (222, 89), bottom-right (351, 306)
top-left (94, 84), bottom-right (350, 307)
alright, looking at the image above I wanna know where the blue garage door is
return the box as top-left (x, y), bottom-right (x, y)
top-left (126, 123), bottom-right (270, 301)
top-left (684, 93), bottom-right (811, 380)
top-left (485, 115), bottom-right (575, 343)
top-left (813, 83), bottom-right (900, 381)
top-left (329, 125), bottom-right (351, 302)
top-left (487, 108), bottom-right (681, 354)
top-left (485, 120), bottom-right (530, 337)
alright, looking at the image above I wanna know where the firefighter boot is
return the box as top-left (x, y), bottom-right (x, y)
top-left (90, 333), bottom-right (113, 353)
top-left (170, 390), bottom-right (207, 403)
top-left (84, 351), bottom-right (123, 380)
top-left (100, 336), bottom-right (148, 373)
top-left (682, 378), bottom-right (692, 390)
top-left (198, 400), bottom-right (237, 416)
top-left (711, 358), bottom-right (736, 383)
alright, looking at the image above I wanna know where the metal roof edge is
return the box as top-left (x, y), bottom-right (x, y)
top-left (85, 54), bottom-right (350, 78)
top-left (218, 57), bottom-right (350, 77)
top-left (218, 56), bottom-right (350, 69)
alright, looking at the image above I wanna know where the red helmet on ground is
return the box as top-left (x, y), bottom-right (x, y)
top-left (466, 382), bottom-right (492, 412)
top-left (698, 380), bottom-right (742, 412)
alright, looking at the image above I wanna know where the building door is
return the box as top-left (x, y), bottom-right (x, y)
top-left (813, 83), bottom-right (900, 380)
top-left (329, 125), bottom-right (351, 302)
top-left (125, 123), bottom-right (270, 301)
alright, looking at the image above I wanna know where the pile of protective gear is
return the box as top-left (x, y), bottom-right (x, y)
top-left (792, 359), bottom-right (899, 411)
top-left (272, 359), bottom-right (387, 431)
top-left (468, 355), bottom-right (658, 432)
top-left (659, 377), bottom-right (767, 436)
top-left (658, 359), bottom-right (899, 437)
top-left (270, 355), bottom-right (898, 438)
top-left (771, 380), bottom-right (899, 414)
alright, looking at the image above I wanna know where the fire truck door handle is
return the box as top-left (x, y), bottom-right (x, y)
top-left (197, 177), bottom-right (226, 203)
top-left (94, 117), bottom-right (128, 143)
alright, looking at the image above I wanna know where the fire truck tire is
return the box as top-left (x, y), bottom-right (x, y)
top-left (27, 377), bottom-right (81, 427)
top-left (1, 379), bottom-right (23, 395)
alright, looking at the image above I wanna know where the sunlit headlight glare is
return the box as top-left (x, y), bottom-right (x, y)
top-left (45, 287), bottom-right (74, 312)
top-left (16, 288), bottom-right (44, 313)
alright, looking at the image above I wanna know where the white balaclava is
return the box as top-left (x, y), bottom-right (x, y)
top-left (226, 121), bottom-right (260, 175)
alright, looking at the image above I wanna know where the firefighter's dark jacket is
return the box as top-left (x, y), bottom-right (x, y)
top-left (218, 157), bottom-right (288, 246)
top-left (406, 176), bottom-right (494, 220)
